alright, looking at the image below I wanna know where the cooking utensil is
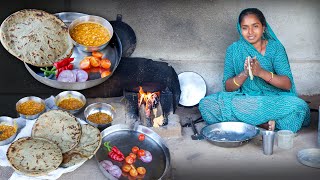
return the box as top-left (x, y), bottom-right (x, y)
top-left (0, 116), bottom-right (17, 146)
top-left (24, 12), bottom-right (122, 90)
top-left (55, 91), bottom-right (86, 114)
top-left (84, 103), bottom-right (115, 130)
top-left (68, 15), bottom-right (114, 52)
top-left (191, 118), bottom-right (204, 140)
top-left (297, 148), bottom-right (320, 168)
top-left (16, 96), bottom-right (46, 120)
top-left (110, 14), bottom-right (136, 57)
top-left (95, 124), bottom-right (171, 180)
top-left (178, 71), bottom-right (206, 107)
top-left (191, 119), bottom-right (260, 148)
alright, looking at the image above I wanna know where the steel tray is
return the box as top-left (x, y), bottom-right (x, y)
top-left (95, 124), bottom-right (171, 180)
top-left (24, 12), bottom-right (122, 90)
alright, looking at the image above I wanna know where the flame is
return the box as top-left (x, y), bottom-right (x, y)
top-left (138, 86), bottom-right (160, 117)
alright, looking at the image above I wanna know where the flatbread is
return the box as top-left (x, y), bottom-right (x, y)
top-left (6, 137), bottom-right (62, 176)
top-left (31, 110), bottom-right (81, 153)
top-left (61, 124), bottom-right (102, 167)
top-left (0, 9), bottom-right (73, 67)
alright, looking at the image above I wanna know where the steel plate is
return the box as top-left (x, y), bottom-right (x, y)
top-left (201, 122), bottom-right (260, 148)
top-left (297, 148), bottom-right (320, 168)
top-left (178, 71), bottom-right (206, 107)
top-left (95, 124), bottom-right (171, 179)
top-left (24, 12), bottom-right (122, 90)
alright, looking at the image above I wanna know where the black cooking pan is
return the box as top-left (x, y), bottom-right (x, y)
top-left (110, 14), bottom-right (137, 57)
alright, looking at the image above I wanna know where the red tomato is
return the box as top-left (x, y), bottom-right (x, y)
top-left (122, 164), bottom-right (131, 173)
top-left (138, 134), bottom-right (145, 141)
top-left (125, 156), bottom-right (134, 164)
top-left (132, 146), bottom-right (139, 154)
top-left (129, 153), bottom-right (137, 159)
top-left (137, 167), bottom-right (146, 175)
top-left (129, 168), bottom-right (138, 177)
top-left (100, 58), bottom-right (111, 69)
top-left (137, 149), bottom-right (145, 157)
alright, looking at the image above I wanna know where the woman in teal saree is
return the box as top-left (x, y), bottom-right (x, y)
top-left (199, 8), bottom-right (310, 133)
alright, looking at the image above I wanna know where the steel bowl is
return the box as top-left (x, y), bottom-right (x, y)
top-left (0, 116), bottom-right (18, 146)
top-left (84, 103), bottom-right (115, 130)
top-left (16, 96), bottom-right (46, 120)
top-left (55, 91), bottom-right (86, 114)
top-left (200, 122), bottom-right (260, 148)
top-left (69, 15), bottom-right (114, 52)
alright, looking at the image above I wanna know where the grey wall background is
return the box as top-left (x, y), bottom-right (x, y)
top-left (4, 0), bottom-right (320, 95)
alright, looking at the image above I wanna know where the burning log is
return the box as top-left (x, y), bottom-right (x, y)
top-left (138, 86), bottom-right (164, 127)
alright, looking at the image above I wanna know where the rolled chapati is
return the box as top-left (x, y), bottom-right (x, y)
top-left (61, 124), bottom-right (102, 167)
top-left (0, 9), bottom-right (73, 67)
top-left (31, 110), bottom-right (81, 153)
top-left (6, 137), bottom-right (63, 176)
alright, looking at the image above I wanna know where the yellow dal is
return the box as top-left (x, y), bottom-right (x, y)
top-left (58, 97), bottom-right (84, 110)
top-left (70, 22), bottom-right (110, 47)
top-left (16, 100), bottom-right (45, 115)
top-left (0, 124), bottom-right (17, 141)
top-left (87, 112), bottom-right (112, 124)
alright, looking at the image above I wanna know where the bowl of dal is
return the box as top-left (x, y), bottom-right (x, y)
top-left (84, 103), bottom-right (115, 130)
top-left (16, 96), bottom-right (46, 120)
top-left (68, 15), bottom-right (113, 52)
top-left (55, 91), bottom-right (86, 114)
top-left (0, 116), bottom-right (18, 146)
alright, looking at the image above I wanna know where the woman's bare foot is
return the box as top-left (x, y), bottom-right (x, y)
top-left (268, 120), bottom-right (275, 131)
top-left (258, 120), bottom-right (275, 131)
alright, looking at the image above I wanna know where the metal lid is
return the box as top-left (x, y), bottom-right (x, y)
top-left (178, 71), bottom-right (206, 106)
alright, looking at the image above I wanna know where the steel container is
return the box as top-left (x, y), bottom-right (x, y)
top-left (84, 103), bottom-right (115, 130)
top-left (69, 15), bottom-right (114, 52)
top-left (16, 96), bottom-right (46, 120)
top-left (0, 116), bottom-right (17, 146)
top-left (55, 91), bottom-right (86, 114)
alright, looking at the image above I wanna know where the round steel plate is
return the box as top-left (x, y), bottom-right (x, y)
top-left (24, 12), bottom-right (122, 90)
top-left (297, 148), bottom-right (320, 168)
top-left (201, 122), bottom-right (260, 148)
top-left (178, 71), bottom-right (206, 107)
top-left (95, 124), bottom-right (171, 179)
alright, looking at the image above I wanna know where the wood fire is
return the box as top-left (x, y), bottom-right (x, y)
top-left (138, 86), bottom-right (164, 127)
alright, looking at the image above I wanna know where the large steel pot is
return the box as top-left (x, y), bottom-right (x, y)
top-left (191, 119), bottom-right (260, 148)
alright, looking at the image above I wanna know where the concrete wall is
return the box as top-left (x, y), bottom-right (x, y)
top-left (68, 0), bottom-right (320, 95)
top-left (3, 0), bottom-right (320, 95)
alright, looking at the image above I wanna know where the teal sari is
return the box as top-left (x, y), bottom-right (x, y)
top-left (199, 22), bottom-right (310, 133)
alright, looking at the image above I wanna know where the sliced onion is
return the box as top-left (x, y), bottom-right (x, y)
top-left (100, 160), bottom-right (113, 170)
top-left (108, 164), bottom-right (122, 178)
top-left (57, 70), bottom-right (76, 82)
top-left (72, 69), bottom-right (88, 82)
top-left (139, 150), bottom-right (152, 163)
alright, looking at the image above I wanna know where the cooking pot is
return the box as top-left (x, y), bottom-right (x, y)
top-left (191, 118), bottom-right (260, 148)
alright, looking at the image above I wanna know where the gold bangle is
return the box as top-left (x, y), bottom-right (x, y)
top-left (267, 72), bottom-right (274, 83)
top-left (233, 77), bottom-right (240, 87)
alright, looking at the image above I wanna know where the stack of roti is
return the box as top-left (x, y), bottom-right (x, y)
top-left (61, 124), bottom-right (102, 167)
top-left (5, 110), bottom-right (102, 176)
top-left (0, 9), bottom-right (73, 67)
top-left (31, 110), bottom-right (82, 153)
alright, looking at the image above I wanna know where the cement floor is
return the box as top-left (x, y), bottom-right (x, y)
top-left (1, 96), bottom-right (319, 180)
